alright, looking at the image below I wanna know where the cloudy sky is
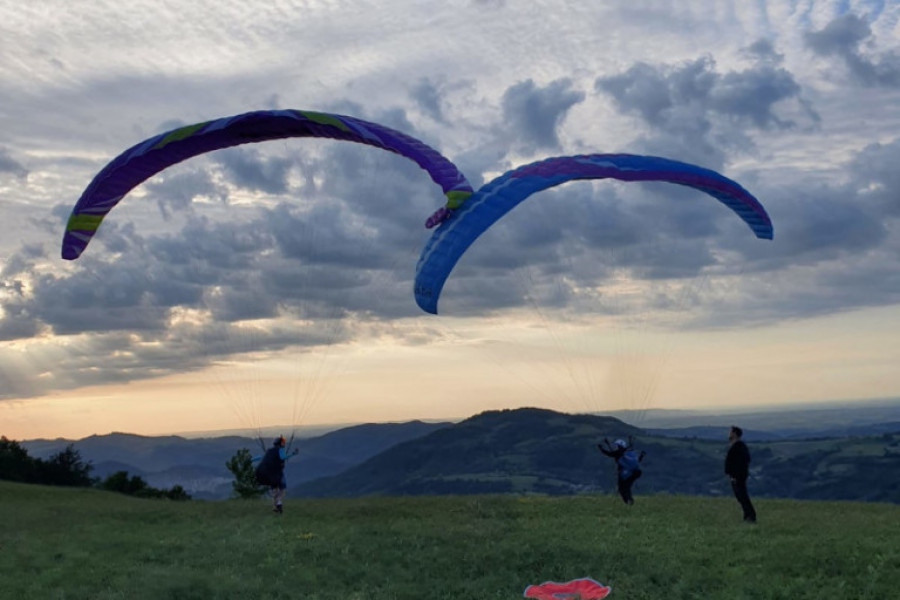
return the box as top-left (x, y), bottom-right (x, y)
top-left (1, 1), bottom-right (899, 439)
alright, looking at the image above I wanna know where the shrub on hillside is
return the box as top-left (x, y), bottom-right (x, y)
top-left (99, 470), bottom-right (191, 500)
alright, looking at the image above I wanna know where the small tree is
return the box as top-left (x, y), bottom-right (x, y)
top-left (100, 470), bottom-right (150, 496)
top-left (40, 444), bottom-right (94, 487)
top-left (164, 484), bottom-right (191, 501)
top-left (226, 448), bottom-right (264, 499)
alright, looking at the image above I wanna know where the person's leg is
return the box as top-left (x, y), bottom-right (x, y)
top-left (731, 478), bottom-right (756, 522)
top-left (622, 473), bottom-right (638, 505)
top-left (617, 478), bottom-right (630, 504)
top-left (741, 483), bottom-right (756, 522)
top-left (274, 473), bottom-right (288, 512)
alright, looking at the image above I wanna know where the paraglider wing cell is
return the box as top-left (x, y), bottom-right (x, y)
top-left (62, 109), bottom-right (473, 260)
top-left (414, 153), bottom-right (774, 314)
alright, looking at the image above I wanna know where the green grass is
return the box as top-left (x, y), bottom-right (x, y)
top-left (1, 481), bottom-right (898, 599)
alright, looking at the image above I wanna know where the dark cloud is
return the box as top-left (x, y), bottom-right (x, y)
top-left (96, 220), bottom-right (146, 257)
top-left (693, 234), bottom-right (900, 330)
top-left (0, 247), bottom-right (44, 341)
top-left (0, 148), bottom-right (28, 179)
top-left (19, 330), bottom-right (211, 392)
top-left (709, 67), bottom-right (801, 128)
top-left (1, 244), bottom-right (44, 279)
top-left (213, 147), bottom-right (294, 195)
top-left (804, 14), bottom-right (900, 87)
top-left (849, 139), bottom-right (900, 216)
top-left (203, 279), bottom-right (280, 323)
top-left (595, 56), bottom-right (816, 165)
top-left (410, 78), bottom-right (445, 122)
top-left (804, 13), bottom-right (871, 56)
top-left (144, 169), bottom-right (228, 218)
top-left (597, 61), bottom-right (703, 127)
top-left (766, 188), bottom-right (887, 264)
top-left (742, 38), bottom-right (784, 64)
top-left (148, 215), bottom-right (272, 271)
top-left (31, 262), bottom-right (172, 335)
top-left (501, 78), bottom-right (586, 152)
top-left (0, 300), bottom-right (40, 341)
top-left (265, 202), bottom-right (378, 268)
top-left (452, 143), bottom-right (510, 190)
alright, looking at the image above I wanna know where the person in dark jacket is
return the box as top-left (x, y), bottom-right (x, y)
top-left (598, 436), bottom-right (646, 505)
top-left (253, 435), bottom-right (298, 514)
top-left (725, 425), bottom-right (756, 523)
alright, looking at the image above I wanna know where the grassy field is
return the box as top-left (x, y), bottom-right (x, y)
top-left (2, 481), bottom-right (898, 599)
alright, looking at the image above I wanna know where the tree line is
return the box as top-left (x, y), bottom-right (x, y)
top-left (0, 436), bottom-right (190, 500)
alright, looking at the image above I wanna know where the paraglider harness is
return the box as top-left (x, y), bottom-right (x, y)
top-left (255, 445), bottom-right (286, 488)
top-left (616, 450), bottom-right (642, 480)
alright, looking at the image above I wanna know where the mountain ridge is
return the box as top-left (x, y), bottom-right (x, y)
top-left (15, 401), bottom-right (900, 502)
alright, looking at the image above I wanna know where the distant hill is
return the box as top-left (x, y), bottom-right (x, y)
top-left (16, 401), bottom-right (900, 503)
top-left (609, 397), bottom-right (900, 435)
top-left (296, 407), bottom-right (645, 497)
top-left (91, 460), bottom-right (148, 479)
top-left (294, 407), bottom-right (900, 503)
top-left (21, 420), bottom-right (451, 499)
top-left (645, 426), bottom-right (774, 441)
top-left (646, 422), bottom-right (900, 441)
top-left (24, 433), bottom-right (250, 472)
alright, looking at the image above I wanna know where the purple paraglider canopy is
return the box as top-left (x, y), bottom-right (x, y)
top-left (62, 109), bottom-right (473, 260)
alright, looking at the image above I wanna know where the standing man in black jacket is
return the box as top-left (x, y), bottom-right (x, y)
top-left (725, 425), bottom-right (756, 523)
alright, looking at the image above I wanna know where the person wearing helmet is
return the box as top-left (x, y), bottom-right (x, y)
top-left (253, 435), bottom-right (299, 514)
top-left (598, 436), bottom-right (646, 505)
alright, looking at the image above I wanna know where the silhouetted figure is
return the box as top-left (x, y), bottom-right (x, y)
top-left (598, 436), bottom-right (646, 505)
top-left (253, 435), bottom-right (298, 514)
top-left (725, 425), bottom-right (756, 523)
